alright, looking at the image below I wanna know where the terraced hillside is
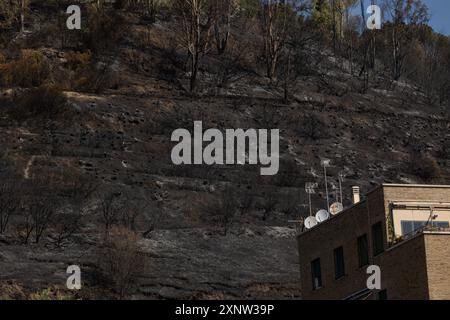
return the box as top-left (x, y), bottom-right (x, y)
top-left (0, 2), bottom-right (449, 299)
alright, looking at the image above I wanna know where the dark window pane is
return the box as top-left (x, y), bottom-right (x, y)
top-left (401, 220), bottom-right (426, 235)
top-left (311, 258), bottom-right (322, 290)
top-left (357, 234), bottom-right (369, 267)
top-left (401, 220), bottom-right (450, 235)
top-left (415, 221), bottom-right (427, 229)
top-left (378, 289), bottom-right (388, 300)
top-left (372, 222), bottom-right (384, 256)
top-left (435, 221), bottom-right (450, 228)
top-left (334, 246), bottom-right (345, 279)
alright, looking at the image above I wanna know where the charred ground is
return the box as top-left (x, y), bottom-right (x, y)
top-left (0, 1), bottom-right (449, 299)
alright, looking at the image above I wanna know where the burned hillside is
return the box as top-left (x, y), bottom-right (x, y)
top-left (0, 0), bottom-right (449, 299)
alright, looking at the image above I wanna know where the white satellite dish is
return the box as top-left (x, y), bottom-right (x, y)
top-left (304, 216), bottom-right (318, 229)
top-left (329, 202), bottom-right (344, 215)
top-left (315, 209), bottom-right (330, 223)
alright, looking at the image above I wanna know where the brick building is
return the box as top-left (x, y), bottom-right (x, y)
top-left (297, 184), bottom-right (450, 300)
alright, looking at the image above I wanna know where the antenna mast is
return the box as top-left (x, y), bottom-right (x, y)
top-left (305, 182), bottom-right (318, 217)
top-left (321, 159), bottom-right (331, 211)
top-left (338, 172), bottom-right (344, 204)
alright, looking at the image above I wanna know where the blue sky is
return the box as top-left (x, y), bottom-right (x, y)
top-left (425, 0), bottom-right (450, 35)
top-left (354, 1), bottom-right (449, 35)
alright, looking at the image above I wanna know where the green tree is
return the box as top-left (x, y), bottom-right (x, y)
top-left (383, 0), bottom-right (429, 80)
top-left (311, 0), bottom-right (332, 29)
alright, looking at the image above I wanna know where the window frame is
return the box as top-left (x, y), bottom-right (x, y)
top-left (333, 246), bottom-right (346, 280)
top-left (401, 220), bottom-right (450, 236)
top-left (357, 234), bottom-right (369, 268)
top-left (378, 289), bottom-right (388, 300)
top-left (372, 222), bottom-right (385, 256)
top-left (311, 258), bottom-right (322, 290)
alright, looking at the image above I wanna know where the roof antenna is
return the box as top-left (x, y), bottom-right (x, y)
top-left (321, 159), bottom-right (331, 211)
top-left (338, 171), bottom-right (344, 204)
top-left (288, 183), bottom-right (318, 231)
top-left (300, 182), bottom-right (319, 230)
top-left (305, 182), bottom-right (318, 216)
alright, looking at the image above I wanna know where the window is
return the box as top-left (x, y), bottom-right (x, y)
top-left (378, 289), bottom-right (388, 300)
top-left (401, 220), bottom-right (450, 236)
top-left (357, 234), bottom-right (369, 267)
top-left (372, 222), bottom-right (384, 256)
top-left (311, 258), bottom-right (322, 290)
top-left (334, 247), bottom-right (345, 279)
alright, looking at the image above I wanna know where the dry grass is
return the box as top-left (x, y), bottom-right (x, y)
top-left (0, 281), bottom-right (27, 300)
top-left (0, 50), bottom-right (50, 87)
top-left (98, 226), bottom-right (145, 299)
top-left (9, 84), bottom-right (70, 121)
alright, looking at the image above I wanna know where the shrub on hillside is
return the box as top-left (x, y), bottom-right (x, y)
top-left (81, 7), bottom-right (126, 54)
top-left (9, 85), bottom-right (69, 121)
top-left (29, 287), bottom-right (74, 300)
top-left (295, 114), bottom-right (330, 140)
top-left (0, 50), bottom-right (50, 87)
top-left (64, 51), bottom-right (92, 72)
top-left (0, 281), bottom-right (27, 300)
top-left (201, 187), bottom-right (239, 236)
top-left (73, 61), bottom-right (120, 93)
top-left (438, 139), bottom-right (450, 159)
top-left (98, 226), bottom-right (145, 299)
top-left (409, 155), bottom-right (441, 182)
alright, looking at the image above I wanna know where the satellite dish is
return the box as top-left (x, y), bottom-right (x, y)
top-left (315, 209), bottom-right (330, 223)
top-left (304, 216), bottom-right (318, 229)
top-left (329, 202), bottom-right (344, 215)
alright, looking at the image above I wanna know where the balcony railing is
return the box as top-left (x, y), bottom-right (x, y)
top-left (391, 225), bottom-right (450, 246)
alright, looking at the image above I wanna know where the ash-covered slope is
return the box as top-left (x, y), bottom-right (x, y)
top-left (0, 8), bottom-right (449, 299)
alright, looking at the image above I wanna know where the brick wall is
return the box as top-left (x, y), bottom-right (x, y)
top-left (381, 186), bottom-right (450, 205)
top-left (297, 202), bottom-right (372, 299)
top-left (297, 185), bottom-right (450, 300)
top-left (424, 234), bottom-right (450, 300)
top-left (376, 234), bottom-right (429, 300)
top-left (381, 185), bottom-right (450, 243)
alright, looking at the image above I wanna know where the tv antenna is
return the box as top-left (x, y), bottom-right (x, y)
top-left (321, 159), bottom-right (331, 211)
top-left (305, 182), bottom-right (318, 217)
top-left (338, 171), bottom-right (345, 204)
top-left (288, 216), bottom-right (304, 233)
top-left (425, 206), bottom-right (438, 231)
top-left (332, 183), bottom-right (339, 203)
